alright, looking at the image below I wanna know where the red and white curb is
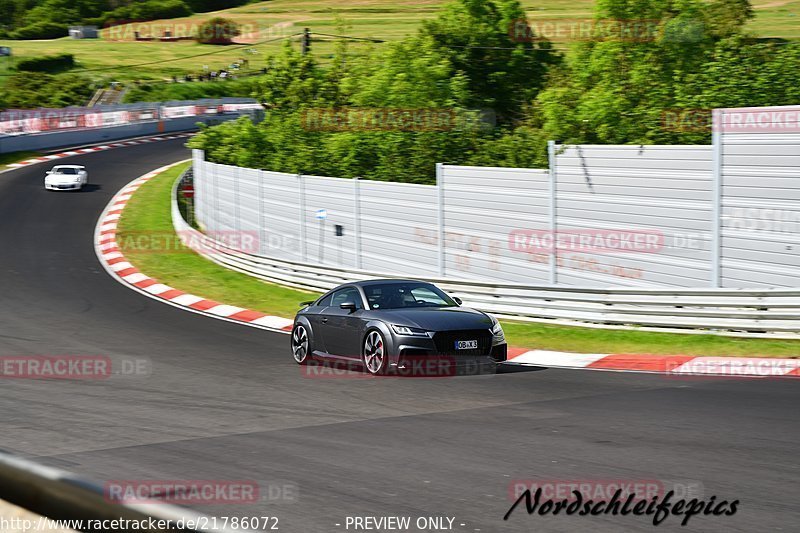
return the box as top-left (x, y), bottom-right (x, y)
top-left (506, 349), bottom-right (799, 378)
top-left (94, 165), bottom-right (800, 377)
top-left (94, 162), bottom-right (294, 334)
top-left (6, 132), bottom-right (194, 169)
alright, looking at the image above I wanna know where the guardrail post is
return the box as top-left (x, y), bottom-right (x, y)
top-left (354, 177), bottom-right (363, 269)
top-left (234, 165), bottom-right (241, 234)
top-left (548, 140), bottom-right (558, 285)
top-left (711, 110), bottom-right (723, 288)
top-left (436, 163), bottom-right (445, 277)
top-left (258, 169), bottom-right (266, 255)
top-left (193, 149), bottom-right (203, 225)
top-left (212, 160), bottom-right (220, 233)
top-left (298, 173), bottom-right (307, 262)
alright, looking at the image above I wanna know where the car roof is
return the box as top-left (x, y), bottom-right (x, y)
top-left (348, 279), bottom-right (430, 287)
top-left (52, 165), bottom-right (83, 169)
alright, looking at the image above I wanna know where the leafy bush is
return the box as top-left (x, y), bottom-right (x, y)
top-left (195, 17), bottom-right (241, 44)
top-left (185, 0), bottom-right (250, 12)
top-left (103, 0), bottom-right (192, 26)
top-left (2, 0), bottom-right (195, 39)
top-left (16, 53), bottom-right (75, 73)
top-left (0, 72), bottom-right (97, 109)
top-left (123, 76), bottom-right (260, 103)
top-left (9, 21), bottom-right (69, 40)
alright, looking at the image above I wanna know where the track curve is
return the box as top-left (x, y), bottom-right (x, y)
top-left (0, 141), bottom-right (797, 532)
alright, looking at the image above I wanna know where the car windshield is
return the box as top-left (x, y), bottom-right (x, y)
top-left (54, 168), bottom-right (78, 174)
top-left (364, 282), bottom-right (456, 310)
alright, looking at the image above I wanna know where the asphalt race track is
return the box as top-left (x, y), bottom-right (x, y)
top-left (0, 140), bottom-right (798, 532)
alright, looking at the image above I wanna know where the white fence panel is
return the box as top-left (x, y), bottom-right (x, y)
top-left (256, 170), bottom-right (304, 260)
top-left (359, 180), bottom-right (439, 276)
top-left (718, 106), bottom-right (800, 288)
top-left (302, 175), bottom-right (358, 269)
top-left (554, 145), bottom-right (714, 287)
top-left (441, 165), bottom-right (551, 283)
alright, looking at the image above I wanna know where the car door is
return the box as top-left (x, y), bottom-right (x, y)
top-left (305, 292), bottom-right (333, 355)
top-left (318, 286), bottom-right (365, 359)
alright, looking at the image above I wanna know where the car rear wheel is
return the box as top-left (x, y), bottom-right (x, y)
top-left (291, 325), bottom-right (310, 365)
top-left (363, 330), bottom-right (388, 375)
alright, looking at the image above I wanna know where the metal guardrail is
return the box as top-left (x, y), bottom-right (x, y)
top-left (171, 170), bottom-right (800, 339)
top-left (0, 451), bottom-right (252, 532)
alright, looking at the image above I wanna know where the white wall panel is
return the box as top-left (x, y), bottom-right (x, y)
top-left (554, 145), bottom-right (714, 287)
top-left (719, 105), bottom-right (800, 288)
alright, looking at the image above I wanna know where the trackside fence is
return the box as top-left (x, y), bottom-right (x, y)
top-left (191, 105), bottom-right (800, 290)
top-left (0, 98), bottom-right (262, 153)
top-left (173, 166), bottom-right (800, 337)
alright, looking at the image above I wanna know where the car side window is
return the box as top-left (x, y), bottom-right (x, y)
top-left (316, 293), bottom-right (333, 307)
top-left (331, 287), bottom-right (363, 309)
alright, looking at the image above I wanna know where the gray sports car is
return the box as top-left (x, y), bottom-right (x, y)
top-left (290, 279), bottom-right (507, 375)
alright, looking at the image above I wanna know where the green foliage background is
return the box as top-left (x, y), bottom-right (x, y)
top-left (187, 0), bottom-right (800, 183)
top-left (0, 0), bottom-right (251, 40)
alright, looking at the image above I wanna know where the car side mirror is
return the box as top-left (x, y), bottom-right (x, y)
top-left (340, 301), bottom-right (357, 312)
top-left (46, 171), bottom-right (52, 174)
top-left (453, 297), bottom-right (463, 305)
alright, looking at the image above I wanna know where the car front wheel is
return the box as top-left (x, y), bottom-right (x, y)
top-left (291, 324), bottom-right (310, 365)
top-left (363, 330), bottom-right (388, 375)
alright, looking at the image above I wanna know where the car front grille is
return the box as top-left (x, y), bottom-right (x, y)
top-left (432, 329), bottom-right (492, 356)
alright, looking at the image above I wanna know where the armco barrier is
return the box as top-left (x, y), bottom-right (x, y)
top-left (0, 98), bottom-right (262, 153)
top-left (171, 172), bottom-right (800, 337)
top-left (0, 451), bottom-right (253, 532)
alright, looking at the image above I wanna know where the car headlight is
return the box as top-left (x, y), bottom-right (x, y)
top-left (391, 324), bottom-right (428, 336)
top-left (74, 177), bottom-right (82, 183)
top-left (490, 317), bottom-right (504, 337)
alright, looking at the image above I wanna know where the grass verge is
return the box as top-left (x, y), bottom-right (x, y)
top-left (0, 151), bottom-right (41, 171)
top-left (116, 163), bottom-right (800, 358)
top-left (116, 162), bottom-right (318, 318)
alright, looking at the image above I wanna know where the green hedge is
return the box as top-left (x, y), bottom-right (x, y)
top-left (16, 53), bottom-right (75, 73)
top-left (8, 21), bottom-right (68, 40)
top-left (102, 0), bottom-right (192, 26)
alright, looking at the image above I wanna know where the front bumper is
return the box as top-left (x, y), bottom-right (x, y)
top-left (390, 330), bottom-right (507, 376)
top-left (45, 182), bottom-right (82, 190)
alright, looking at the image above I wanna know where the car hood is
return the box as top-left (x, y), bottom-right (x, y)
top-left (378, 307), bottom-right (492, 331)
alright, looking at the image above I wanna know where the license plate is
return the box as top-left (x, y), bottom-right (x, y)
top-left (455, 340), bottom-right (478, 350)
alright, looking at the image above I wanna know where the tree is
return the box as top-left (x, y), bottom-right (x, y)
top-left (534, 0), bottom-right (753, 145)
top-left (195, 17), bottom-right (240, 45)
top-left (415, 0), bottom-right (558, 123)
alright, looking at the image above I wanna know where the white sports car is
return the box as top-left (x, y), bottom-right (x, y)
top-left (44, 165), bottom-right (88, 191)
